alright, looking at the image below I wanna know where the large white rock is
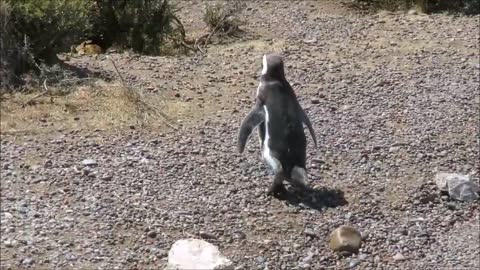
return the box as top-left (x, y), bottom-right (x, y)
top-left (166, 239), bottom-right (234, 270)
top-left (435, 173), bottom-right (480, 201)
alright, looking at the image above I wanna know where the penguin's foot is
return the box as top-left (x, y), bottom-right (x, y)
top-left (267, 183), bottom-right (287, 197)
top-left (290, 180), bottom-right (310, 193)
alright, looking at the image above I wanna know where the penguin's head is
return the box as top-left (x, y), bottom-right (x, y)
top-left (261, 53), bottom-right (285, 80)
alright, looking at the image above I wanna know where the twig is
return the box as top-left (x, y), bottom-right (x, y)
top-left (202, 14), bottom-right (228, 52)
top-left (22, 79), bottom-right (49, 108)
top-left (107, 56), bottom-right (126, 87)
top-left (168, 36), bottom-right (197, 53)
top-left (194, 33), bottom-right (209, 54)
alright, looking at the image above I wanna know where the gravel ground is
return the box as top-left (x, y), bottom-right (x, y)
top-left (1, 1), bottom-right (479, 269)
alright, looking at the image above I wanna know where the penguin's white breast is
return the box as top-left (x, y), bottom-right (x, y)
top-left (262, 105), bottom-right (280, 172)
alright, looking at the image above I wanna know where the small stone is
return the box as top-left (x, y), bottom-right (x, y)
top-left (349, 259), bottom-right (359, 268)
top-left (81, 159), bottom-right (97, 166)
top-left (389, 146), bottom-right (400, 153)
top-left (256, 256), bottom-right (265, 264)
top-left (166, 239), bottom-right (234, 270)
top-left (435, 172), bottom-right (466, 191)
top-left (4, 239), bottom-right (17, 248)
top-left (303, 38), bottom-right (317, 44)
top-left (407, 9), bottom-right (417, 15)
top-left (329, 225), bottom-right (362, 254)
top-left (199, 231), bottom-right (217, 240)
top-left (435, 173), bottom-right (480, 201)
top-left (263, 239), bottom-right (273, 245)
top-left (301, 252), bottom-right (314, 265)
top-left (101, 175), bottom-right (112, 181)
top-left (446, 202), bottom-right (457, 210)
top-left (392, 252), bottom-right (406, 261)
top-left (22, 257), bottom-right (34, 266)
top-left (358, 254), bottom-right (368, 261)
top-left (147, 231), bottom-right (157, 238)
top-left (304, 228), bottom-right (316, 238)
top-left (3, 212), bottom-right (13, 220)
top-left (311, 98), bottom-right (320, 104)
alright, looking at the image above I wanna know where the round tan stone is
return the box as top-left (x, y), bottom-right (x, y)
top-left (328, 225), bottom-right (362, 254)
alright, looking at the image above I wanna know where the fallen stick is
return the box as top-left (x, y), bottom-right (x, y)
top-left (22, 79), bottom-right (49, 108)
top-left (107, 56), bottom-right (126, 87)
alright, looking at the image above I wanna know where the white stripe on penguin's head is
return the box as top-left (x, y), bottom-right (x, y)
top-left (261, 54), bottom-right (268, 75)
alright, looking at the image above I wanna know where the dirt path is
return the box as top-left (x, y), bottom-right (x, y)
top-left (1, 1), bottom-right (479, 269)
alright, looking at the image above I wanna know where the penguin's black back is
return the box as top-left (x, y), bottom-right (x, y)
top-left (261, 80), bottom-right (307, 174)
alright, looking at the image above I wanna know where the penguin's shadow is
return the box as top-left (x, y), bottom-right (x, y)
top-left (276, 185), bottom-right (348, 211)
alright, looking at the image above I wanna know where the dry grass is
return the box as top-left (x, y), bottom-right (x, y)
top-left (203, 0), bottom-right (245, 35)
top-left (0, 81), bottom-right (180, 135)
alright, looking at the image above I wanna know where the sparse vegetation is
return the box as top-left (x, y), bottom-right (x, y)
top-left (0, 0), bottom-right (91, 90)
top-left (0, 0), bottom-right (186, 91)
top-left (203, 0), bottom-right (245, 36)
top-left (5, 0), bottom-right (92, 65)
top-left (88, 0), bottom-right (185, 55)
top-left (0, 82), bottom-right (173, 133)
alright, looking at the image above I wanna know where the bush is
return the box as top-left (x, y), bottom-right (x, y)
top-left (203, 0), bottom-right (245, 35)
top-left (427, 0), bottom-right (479, 14)
top-left (1, 0), bottom-right (184, 90)
top-left (88, 0), bottom-right (182, 55)
top-left (0, 2), bottom-right (23, 89)
top-left (1, 0), bottom-right (92, 90)
top-left (7, 0), bottom-right (92, 65)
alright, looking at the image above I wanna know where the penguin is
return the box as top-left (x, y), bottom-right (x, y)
top-left (237, 53), bottom-right (318, 197)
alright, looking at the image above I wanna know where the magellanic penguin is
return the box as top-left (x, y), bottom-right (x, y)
top-left (237, 53), bottom-right (318, 197)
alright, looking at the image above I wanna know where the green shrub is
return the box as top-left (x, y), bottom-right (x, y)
top-left (88, 0), bottom-right (182, 55)
top-left (1, 0), bottom-right (184, 90)
top-left (463, 0), bottom-right (480, 14)
top-left (7, 0), bottom-right (92, 65)
top-left (427, 0), bottom-right (479, 14)
top-left (1, 1), bottom-right (22, 89)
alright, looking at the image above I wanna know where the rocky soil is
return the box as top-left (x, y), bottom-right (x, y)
top-left (1, 1), bottom-right (479, 269)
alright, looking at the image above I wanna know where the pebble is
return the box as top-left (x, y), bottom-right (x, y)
top-left (199, 231), bottom-right (217, 240)
top-left (256, 256), bottom-right (265, 264)
top-left (3, 212), bottom-right (13, 220)
top-left (358, 254), bottom-right (368, 261)
top-left (22, 257), bottom-right (34, 266)
top-left (393, 252), bottom-right (406, 261)
top-left (304, 228), bottom-right (316, 237)
top-left (147, 231), bottom-right (157, 238)
top-left (4, 239), bottom-right (17, 248)
top-left (81, 159), bottom-right (97, 166)
top-left (349, 259), bottom-right (359, 268)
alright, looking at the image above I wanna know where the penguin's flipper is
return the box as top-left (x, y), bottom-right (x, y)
top-left (299, 107), bottom-right (318, 149)
top-left (238, 101), bottom-right (265, 153)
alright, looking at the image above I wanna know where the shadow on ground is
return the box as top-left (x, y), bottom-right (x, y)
top-left (276, 185), bottom-right (348, 211)
top-left (59, 61), bottom-right (113, 81)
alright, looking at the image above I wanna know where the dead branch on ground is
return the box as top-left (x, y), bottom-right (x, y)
top-left (22, 79), bottom-right (49, 108)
